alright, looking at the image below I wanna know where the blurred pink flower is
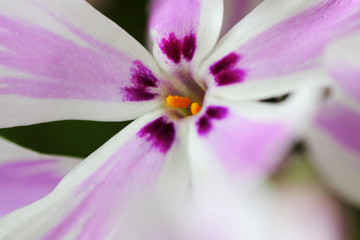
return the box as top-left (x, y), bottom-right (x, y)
top-left (307, 32), bottom-right (360, 207)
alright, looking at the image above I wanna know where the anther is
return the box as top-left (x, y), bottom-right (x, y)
top-left (191, 102), bottom-right (201, 115)
top-left (166, 95), bottom-right (191, 108)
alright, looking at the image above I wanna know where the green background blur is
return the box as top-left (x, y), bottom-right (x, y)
top-left (0, 0), bottom-right (150, 158)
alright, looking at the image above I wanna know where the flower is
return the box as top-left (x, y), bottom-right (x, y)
top-left (0, 0), bottom-right (358, 238)
top-left (307, 32), bottom-right (360, 206)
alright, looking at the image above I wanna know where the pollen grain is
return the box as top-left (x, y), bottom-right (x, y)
top-left (166, 95), bottom-right (191, 108)
top-left (190, 102), bottom-right (201, 115)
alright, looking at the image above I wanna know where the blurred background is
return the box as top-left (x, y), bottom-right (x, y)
top-left (0, 0), bottom-right (359, 239)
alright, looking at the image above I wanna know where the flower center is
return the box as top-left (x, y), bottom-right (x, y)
top-left (165, 95), bottom-right (202, 116)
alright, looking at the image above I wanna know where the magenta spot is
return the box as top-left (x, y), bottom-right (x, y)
top-left (130, 60), bottom-right (158, 87)
top-left (210, 52), bottom-right (240, 75)
top-left (160, 33), bottom-right (182, 64)
top-left (210, 52), bottom-right (246, 86)
top-left (138, 117), bottom-right (176, 153)
top-left (122, 87), bottom-right (158, 101)
top-left (182, 33), bottom-right (196, 62)
top-left (197, 116), bottom-right (212, 136)
top-left (121, 60), bottom-right (159, 101)
top-left (160, 32), bottom-right (197, 64)
top-left (215, 69), bottom-right (246, 86)
top-left (206, 106), bottom-right (228, 119)
top-left (197, 106), bottom-right (228, 136)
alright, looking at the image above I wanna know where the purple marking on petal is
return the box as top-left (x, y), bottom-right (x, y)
top-left (196, 116), bottom-right (212, 136)
top-left (182, 33), bottom-right (197, 62)
top-left (210, 52), bottom-right (240, 75)
top-left (206, 106), bottom-right (228, 119)
top-left (121, 87), bottom-right (158, 101)
top-left (130, 60), bottom-right (159, 87)
top-left (159, 32), bottom-right (197, 64)
top-left (121, 60), bottom-right (159, 101)
top-left (215, 69), bottom-right (246, 86)
top-left (138, 117), bottom-right (176, 153)
top-left (197, 106), bottom-right (229, 136)
top-left (160, 33), bottom-right (182, 64)
top-left (209, 52), bottom-right (246, 86)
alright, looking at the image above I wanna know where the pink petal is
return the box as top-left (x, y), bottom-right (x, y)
top-left (0, 0), bottom-right (165, 127)
top-left (203, 0), bottom-right (360, 100)
top-left (148, 0), bottom-right (223, 74)
top-left (187, 89), bottom-right (319, 186)
top-left (0, 138), bottom-right (80, 217)
top-left (309, 100), bottom-right (360, 206)
top-left (308, 33), bottom-right (360, 206)
top-left (0, 112), bottom-right (186, 239)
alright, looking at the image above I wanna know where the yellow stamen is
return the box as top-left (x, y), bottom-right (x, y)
top-left (190, 102), bottom-right (201, 115)
top-left (166, 95), bottom-right (191, 108)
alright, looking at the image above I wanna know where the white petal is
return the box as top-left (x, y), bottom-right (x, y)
top-left (0, 0), bottom-right (168, 127)
top-left (0, 111), bottom-right (189, 239)
top-left (199, 0), bottom-right (360, 100)
top-left (0, 137), bottom-right (80, 217)
top-left (148, 0), bottom-right (223, 75)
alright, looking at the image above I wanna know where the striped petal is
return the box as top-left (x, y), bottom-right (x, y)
top-left (308, 33), bottom-right (360, 206)
top-left (0, 0), bottom-right (167, 128)
top-left (200, 0), bottom-right (360, 100)
top-left (148, 0), bottom-right (223, 76)
top-left (309, 102), bottom-right (360, 206)
top-left (0, 137), bottom-right (80, 217)
top-left (0, 111), bottom-right (189, 239)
